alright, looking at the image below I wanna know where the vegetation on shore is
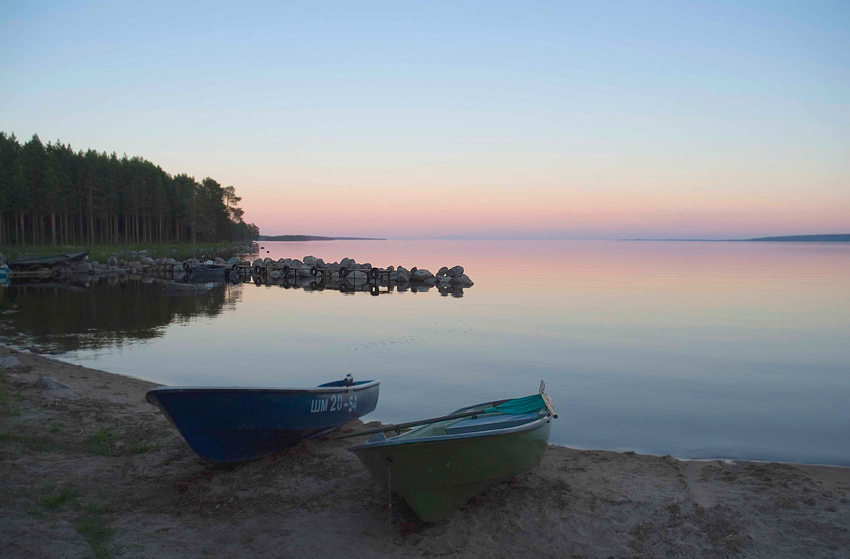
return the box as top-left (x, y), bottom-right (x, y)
top-left (0, 132), bottom-right (259, 248)
top-left (1, 242), bottom-right (251, 262)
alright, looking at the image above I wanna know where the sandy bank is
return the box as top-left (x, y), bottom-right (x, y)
top-left (1, 347), bottom-right (848, 558)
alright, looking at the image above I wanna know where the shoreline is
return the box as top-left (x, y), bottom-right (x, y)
top-left (2, 347), bottom-right (848, 558)
top-left (24, 348), bottom-right (850, 470)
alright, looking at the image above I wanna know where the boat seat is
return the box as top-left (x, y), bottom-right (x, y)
top-left (445, 412), bottom-right (539, 435)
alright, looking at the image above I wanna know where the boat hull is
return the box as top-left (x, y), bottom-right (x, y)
top-left (352, 414), bottom-right (551, 521)
top-left (147, 380), bottom-right (379, 462)
top-left (187, 265), bottom-right (228, 280)
top-left (8, 250), bottom-right (89, 270)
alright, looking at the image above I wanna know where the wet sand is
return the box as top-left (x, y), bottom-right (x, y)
top-left (1, 346), bottom-right (848, 558)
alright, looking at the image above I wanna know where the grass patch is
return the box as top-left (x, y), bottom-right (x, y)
top-left (85, 425), bottom-right (156, 456)
top-left (0, 428), bottom-right (57, 452)
top-left (4, 242), bottom-right (244, 262)
top-left (40, 486), bottom-right (81, 511)
top-left (0, 385), bottom-right (22, 416)
top-left (76, 503), bottom-right (113, 559)
top-left (85, 427), bottom-right (116, 456)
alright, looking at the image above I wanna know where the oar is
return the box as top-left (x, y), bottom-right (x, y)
top-left (335, 399), bottom-right (510, 440)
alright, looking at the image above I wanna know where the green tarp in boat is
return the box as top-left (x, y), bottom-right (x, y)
top-left (490, 393), bottom-right (545, 415)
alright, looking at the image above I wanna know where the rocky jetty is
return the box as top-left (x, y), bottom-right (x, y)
top-left (247, 255), bottom-right (474, 288)
top-left (0, 250), bottom-right (474, 290)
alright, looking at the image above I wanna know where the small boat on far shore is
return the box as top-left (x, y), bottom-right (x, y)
top-left (185, 261), bottom-right (229, 280)
top-left (147, 375), bottom-right (380, 462)
top-left (349, 384), bottom-right (556, 522)
top-left (8, 250), bottom-right (89, 271)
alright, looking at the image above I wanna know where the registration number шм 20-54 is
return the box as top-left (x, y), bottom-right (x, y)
top-left (310, 394), bottom-right (357, 413)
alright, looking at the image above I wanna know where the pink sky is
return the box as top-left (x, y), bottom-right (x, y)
top-left (228, 163), bottom-right (849, 239)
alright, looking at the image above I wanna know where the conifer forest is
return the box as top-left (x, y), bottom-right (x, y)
top-left (0, 132), bottom-right (259, 247)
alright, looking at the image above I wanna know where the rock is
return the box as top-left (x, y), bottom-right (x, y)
top-left (8, 373), bottom-right (29, 385)
top-left (270, 270), bottom-right (281, 278)
top-left (412, 268), bottom-right (435, 281)
top-left (452, 274), bottom-right (474, 287)
top-left (395, 268), bottom-right (410, 282)
top-left (0, 356), bottom-right (23, 369)
top-left (422, 277), bottom-right (437, 286)
top-left (226, 257), bottom-right (240, 266)
top-left (447, 265), bottom-right (464, 277)
top-left (349, 270), bottom-right (368, 282)
top-left (166, 258), bottom-right (178, 265)
top-left (34, 376), bottom-right (72, 390)
top-left (263, 257), bottom-right (273, 266)
top-left (106, 255), bottom-right (118, 267)
top-left (303, 255), bottom-right (318, 266)
top-left (214, 257), bottom-right (226, 265)
top-left (438, 275), bottom-right (452, 284)
top-left (72, 262), bottom-right (92, 273)
top-left (156, 257), bottom-right (167, 265)
top-left (437, 266), bottom-right (449, 277)
top-left (253, 258), bottom-right (263, 266)
top-left (140, 256), bottom-right (156, 266)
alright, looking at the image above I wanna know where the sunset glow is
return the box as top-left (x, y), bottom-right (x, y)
top-left (1, 1), bottom-right (847, 239)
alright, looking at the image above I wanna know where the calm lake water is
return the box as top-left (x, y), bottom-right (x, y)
top-left (2, 240), bottom-right (849, 466)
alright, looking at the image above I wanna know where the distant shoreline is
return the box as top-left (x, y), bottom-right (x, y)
top-left (622, 234), bottom-right (850, 243)
top-left (257, 235), bottom-right (386, 242)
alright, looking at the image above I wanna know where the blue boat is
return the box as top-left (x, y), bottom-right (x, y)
top-left (146, 376), bottom-right (380, 462)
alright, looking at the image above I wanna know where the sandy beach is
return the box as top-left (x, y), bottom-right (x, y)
top-left (1, 346), bottom-right (848, 559)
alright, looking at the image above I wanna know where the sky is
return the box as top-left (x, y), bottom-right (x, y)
top-left (1, 0), bottom-right (848, 239)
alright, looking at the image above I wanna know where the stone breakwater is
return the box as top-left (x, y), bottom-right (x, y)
top-left (0, 251), bottom-right (474, 288)
top-left (249, 255), bottom-right (474, 288)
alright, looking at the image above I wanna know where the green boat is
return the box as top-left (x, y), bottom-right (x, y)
top-left (349, 387), bottom-right (556, 522)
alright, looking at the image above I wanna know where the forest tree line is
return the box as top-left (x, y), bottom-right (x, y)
top-left (0, 132), bottom-right (259, 247)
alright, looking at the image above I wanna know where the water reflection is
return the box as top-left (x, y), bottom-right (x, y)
top-left (0, 264), bottom-right (468, 352)
top-left (243, 270), bottom-right (465, 298)
top-left (2, 240), bottom-right (849, 465)
top-left (0, 275), bottom-right (240, 352)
